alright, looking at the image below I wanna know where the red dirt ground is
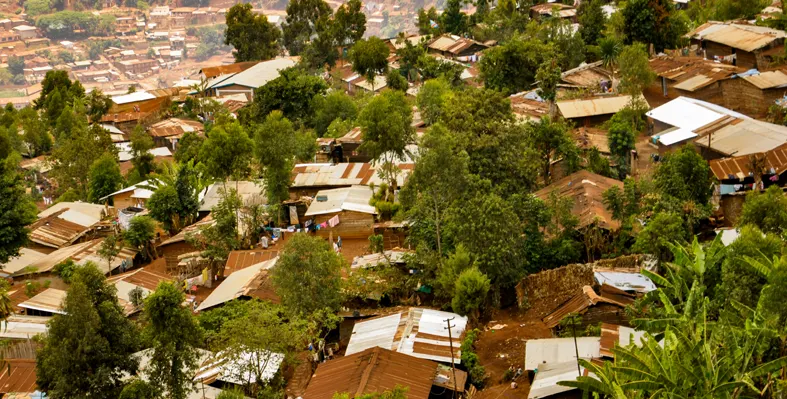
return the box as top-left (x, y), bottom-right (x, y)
top-left (473, 307), bottom-right (553, 399)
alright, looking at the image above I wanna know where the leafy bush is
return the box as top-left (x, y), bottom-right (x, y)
top-left (460, 329), bottom-right (486, 387)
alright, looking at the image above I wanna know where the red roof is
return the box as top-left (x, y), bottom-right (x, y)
top-left (0, 359), bottom-right (37, 394)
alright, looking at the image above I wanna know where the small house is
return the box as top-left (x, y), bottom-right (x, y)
top-left (304, 185), bottom-right (376, 239)
top-left (720, 70), bottom-right (787, 118)
top-left (147, 117), bottom-right (204, 150)
top-left (557, 94), bottom-right (644, 126)
top-left (687, 22), bottom-right (786, 70)
top-left (195, 257), bottom-right (278, 312)
top-left (649, 55), bottom-right (742, 104)
top-left (534, 170), bottom-right (624, 231)
top-left (201, 57), bottom-right (297, 100)
top-left (29, 202), bottom-right (112, 250)
top-left (529, 3), bottom-right (577, 21)
top-left (427, 34), bottom-right (489, 59)
top-left (99, 180), bottom-right (156, 209)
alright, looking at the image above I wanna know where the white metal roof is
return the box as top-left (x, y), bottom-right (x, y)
top-left (99, 123), bottom-right (124, 135)
top-left (195, 350), bottom-right (283, 385)
top-left (111, 91), bottom-right (156, 105)
top-left (350, 251), bottom-right (409, 269)
top-left (646, 96), bottom-right (749, 131)
top-left (99, 179), bottom-right (158, 202)
top-left (525, 337), bottom-right (601, 370)
top-left (695, 119), bottom-right (787, 156)
top-left (196, 257), bottom-right (277, 311)
top-left (199, 181), bottom-right (264, 212)
top-left (593, 271), bottom-right (656, 293)
top-left (657, 128), bottom-right (698, 146)
top-left (345, 313), bottom-right (401, 356)
top-left (304, 185), bottom-right (376, 216)
top-left (527, 361), bottom-right (587, 399)
top-left (557, 95), bottom-right (641, 119)
top-left (0, 315), bottom-right (49, 339)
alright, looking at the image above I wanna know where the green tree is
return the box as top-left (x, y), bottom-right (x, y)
top-left (174, 131), bottom-right (205, 164)
top-left (88, 152), bottom-right (123, 204)
top-left (738, 185), bottom-right (787, 235)
top-left (653, 145), bottom-right (712, 206)
top-left (254, 111), bottom-right (315, 207)
top-left (607, 114), bottom-right (636, 175)
top-left (19, 108), bottom-right (51, 157)
top-left (721, 225), bottom-right (782, 310)
top-left (124, 216), bottom-right (156, 261)
top-left (143, 282), bottom-right (203, 399)
top-left (190, 189), bottom-right (241, 285)
top-left (385, 69), bottom-right (409, 92)
top-left (416, 78), bottom-right (451, 125)
top-left (85, 89), bottom-right (112, 123)
top-left (0, 144), bottom-right (37, 264)
top-left (712, 0), bottom-right (767, 21)
top-left (578, 0), bottom-right (606, 45)
top-left (632, 211), bottom-right (687, 261)
top-left (622, 0), bottom-right (687, 52)
top-left (273, 234), bottom-right (343, 317)
top-left (213, 301), bottom-right (311, 394)
top-left (310, 91), bottom-right (358, 137)
top-left (282, 0), bottom-right (332, 56)
top-left (441, 0), bottom-right (468, 35)
top-left (242, 67), bottom-right (328, 124)
top-left (7, 56), bottom-right (24, 76)
top-left (452, 266), bottom-right (490, 318)
top-left (536, 59), bottom-right (561, 118)
top-left (349, 37), bottom-right (391, 92)
top-left (526, 117), bottom-right (579, 185)
top-left (97, 234), bottom-right (121, 275)
top-left (200, 121), bottom-right (253, 183)
top-left (332, 0), bottom-right (366, 47)
top-left (224, 3), bottom-right (281, 62)
top-left (36, 264), bottom-right (140, 399)
top-left (479, 35), bottom-right (554, 95)
top-left (50, 122), bottom-right (115, 199)
top-left (119, 379), bottom-right (158, 399)
top-left (400, 125), bottom-right (469, 257)
top-left (145, 163), bottom-right (200, 234)
top-left (357, 90), bottom-right (415, 198)
top-left (617, 43), bottom-right (656, 96)
top-left (129, 125), bottom-right (155, 181)
top-left (417, 7), bottom-right (440, 35)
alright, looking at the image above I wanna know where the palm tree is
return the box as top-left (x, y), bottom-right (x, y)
top-left (599, 37), bottom-right (622, 87)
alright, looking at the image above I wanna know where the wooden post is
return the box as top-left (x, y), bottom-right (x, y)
top-left (444, 317), bottom-right (459, 399)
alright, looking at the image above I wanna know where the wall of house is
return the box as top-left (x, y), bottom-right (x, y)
top-left (580, 303), bottom-right (629, 328)
top-left (112, 191), bottom-right (146, 210)
top-left (721, 78), bottom-right (783, 118)
top-left (704, 41), bottom-right (733, 62)
top-left (675, 82), bottom-right (724, 106)
top-left (210, 84), bottom-right (253, 101)
top-left (313, 210), bottom-right (375, 239)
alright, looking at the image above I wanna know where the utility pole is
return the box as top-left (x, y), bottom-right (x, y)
top-left (444, 317), bottom-right (459, 399)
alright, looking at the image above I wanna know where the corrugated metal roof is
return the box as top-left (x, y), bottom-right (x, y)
top-left (209, 57), bottom-right (297, 90)
top-left (557, 95), bottom-right (643, 119)
top-left (29, 210), bottom-right (95, 249)
top-left (688, 22), bottom-right (786, 52)
top-left (534, 170), bottom-right (623, 231)
top-left (0, 248), bottom-right (46, 275)
top-left (694, 118), bottom-right (787, 156)
top-left (0, 315), bottom-right (49, 339)
top-left (657, 128), bottom-right (698, 146)
top-left (107, 267), bottom-right (173, 315)
top-left (196, 257), bottom-right (277, 311)
top-left (593, 271), bottom-right (656, 293)
top-left (224, 249), bottom-right (280, 276)
top-left (345, 308), bottom-right (467, 364)
top-left (0, 359), bottom-right (38, 394)
top-left (541, 285), bottom-right (635, 329)
top-left (524, 337), bottom-right (601, 370)
top-left (38, 202), bottom-right (108, 222)
top-left (195, 349), bottom-right (283, 386)
top-left (20, 239), bottom-right (137, 276)
top-left (304, 185), bottom-right (376, 217)
top-left (710, 142), bottom-right (787, 180)
top-left (159, 218), bottom-right (214, 246)
top-left (292, 163), bottom-right (408, 188)
top-left (646, 96), bottom-right (749, 132)
top-left (18, 288), bottom-right (66, 314)
top-left (303, 347), bottom-right (437, 399)
top-left (527, 361), bottom-right (588, 399)
top-left (741, 70), bottom-right (787, 89)
top-left (672, 74), bottom-right (714, 91)
top-left (200, 181), bottom-right (265, 212)
top-left (599, 323), bottom-right (646, 358)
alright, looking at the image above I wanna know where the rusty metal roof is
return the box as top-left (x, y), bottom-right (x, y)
top-left (20, 239), bottom-right (137, 276)
top-left (18, 288), bottom-right (66, 314)
top-left (557, 94), bottom-right (644, 119)
top-left (28, 209), bottom-right (94, 249)
top-left (196, 258), bottom-right (278, 311)
top-left (224, 249), bottom-right (280, 276)
top-left (345, 308), bottom-right (467, 364)
top-left (542, 285), bottom-right (635, 329)
top-left (199, 61), bottom-right (260, 79)
top-left (694, 118), bottom-right (787, 157)
top-left (107, 267), bottom-right (174, 315)
top-left (0, 359), bottom-right (38, 394)
top-left (561, 61), bottom-right (611, 87)
top-left (650, 55), bottom-right (742, 89)
top-left (534, 170), bottom-right (623, 231)
top-left (688, 22), bottom-right (786, 52)
top-left (291, 163), bottom-right (411, 188)
top-left (530, 2), bottom-right (573, 14)
top-left (709, 143), bottom-right (787, 180)
top-left (302, 347), bottom-right (437, 399)
top-left (741, 70), bottom-right (787, 89)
